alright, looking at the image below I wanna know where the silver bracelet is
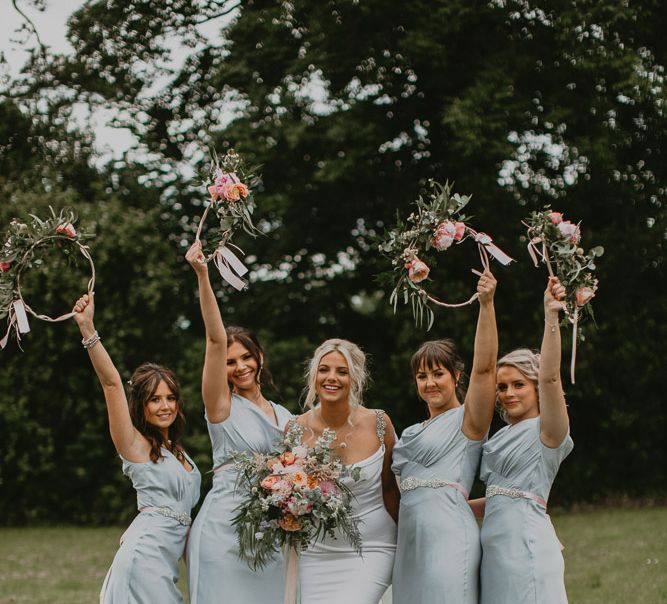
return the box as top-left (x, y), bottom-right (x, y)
top-left (545, 319), bottom-right (559, 333)
top-left (82, 331), bottom-right (101, 349)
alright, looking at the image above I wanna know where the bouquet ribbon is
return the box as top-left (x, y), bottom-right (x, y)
top-left (284, 545), bottom-right (299, 604)
top-left (212, 244), bottom-right (248, 291)
top-left (0, 300), bottom-right (30, 349)
top-left (526, 236), bottom-right (578, 383)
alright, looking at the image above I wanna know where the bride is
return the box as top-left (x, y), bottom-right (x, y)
top-left (293, 339), bottom-right (399, 604)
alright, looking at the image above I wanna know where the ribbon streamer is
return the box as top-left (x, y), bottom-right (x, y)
top-left (474, 232), bottom-right (514, 266)
top-left (570, 307), bottom-right (578, 384)
top-left (283, 545), bottom-right (299, 604)
top-left (0, 300), bottom-right (31, 349)
top-left (212, 244), bottom-right (248, 291)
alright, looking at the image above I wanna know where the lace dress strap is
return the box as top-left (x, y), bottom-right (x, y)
top-left (374, 409), bottom-right (386, 442)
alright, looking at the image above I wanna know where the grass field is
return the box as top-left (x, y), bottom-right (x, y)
top-left (0, 507), bottom-right (665, 603)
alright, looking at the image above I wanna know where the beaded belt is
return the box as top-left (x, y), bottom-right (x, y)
top-left (486, 485), bottom-right (547, 508)
top-left (140, 506), bottom-right (192, 526)
top-left (399, 476), bottom-right (469, 499)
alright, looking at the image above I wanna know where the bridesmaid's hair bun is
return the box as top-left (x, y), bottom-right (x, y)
top-left (303, 339), bottom-right (368, 410)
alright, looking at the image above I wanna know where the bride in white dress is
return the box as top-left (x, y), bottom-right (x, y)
top-left (294, 339), bottom-right (400, 604)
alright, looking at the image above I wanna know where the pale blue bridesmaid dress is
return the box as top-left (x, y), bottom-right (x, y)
top-left (100, 448), bottom-right (201, 603)
top-left (480, 416), bottom-right (573, 604)
top-left (187, 393), bottom-right (292, 604)
top-left (392, 405), bottom-right (483, 604)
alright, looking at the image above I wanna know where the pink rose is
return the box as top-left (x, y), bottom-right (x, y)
top-left (407, 259), bottom-right (430, 283)
top-left (575, 286), bottom-right (596, 307)
top-left (549, 211), bottom-right (563, 225)
top-left (453, 221), bottom-right (466, 240)
top-left (56, 223), bottom-right (77, 238)
top-left (318, 481), bottom-right (338, 496)
top-left (557, 220), bottom-right (580, 243)
top-left (432, 221), bottom-right (457, 251)
top-left (208, 185), bottom-right (220, 201)
top-left (0, 262), bottom-right (10, 273)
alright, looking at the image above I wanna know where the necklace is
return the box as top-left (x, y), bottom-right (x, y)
top-left (317, 407), bottom-right (356, 449)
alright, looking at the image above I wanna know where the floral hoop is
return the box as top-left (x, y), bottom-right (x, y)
top-left (194, 149), bottom-right (261, 291)
top-left (0, 208), bottom-right (95, 350)
top-left (524, 207), bottom-right (603, 382)
top-left (379, 181), bottom-right (513, 329)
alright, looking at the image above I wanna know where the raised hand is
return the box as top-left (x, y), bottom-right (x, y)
top-left (72, 293), bottom-right (95, 329)
top-left (185, 240), bottom-right (208, 276)
top-left (544, 276), bottom-right (566, 314)
top-left (476, 269), bottom-right (497, 305)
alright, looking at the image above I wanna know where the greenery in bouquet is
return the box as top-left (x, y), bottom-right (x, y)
top-left (379, 180), bottom-right (509, 329)
top-left (524, 207), bottom-right (603, 335)
top-left (197, 149), bottom-right (262, 259)
top-left (0, 207), bottom-right (93, 323)
top-left (231, 422), bottom-right (362, 570)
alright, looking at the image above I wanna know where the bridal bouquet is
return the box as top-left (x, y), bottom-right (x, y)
top-left (231, 423), bottom-right (362, 570)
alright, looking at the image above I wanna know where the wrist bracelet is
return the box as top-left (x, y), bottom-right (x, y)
top-left (82, 331), bottom-right (101, 349)
top-left (545, 319), bottom-right (559, 333)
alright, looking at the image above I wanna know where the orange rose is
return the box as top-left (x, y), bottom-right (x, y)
top-left (307, 475), bottom-right (319, 489)
top-left (278, 513), bottom-right (302, 532)
top-left (292, 471), bottom-right (308, 488)
top-left (260, 475), bottom-right (281, 490)
top-left (280, 452), bottom-right (296, 466)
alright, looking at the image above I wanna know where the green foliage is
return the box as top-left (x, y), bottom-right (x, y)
top-left (1, 0), bottom-right (665, 522)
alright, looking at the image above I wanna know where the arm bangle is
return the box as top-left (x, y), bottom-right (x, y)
top-left (82, 331), bottom-right (101, 349)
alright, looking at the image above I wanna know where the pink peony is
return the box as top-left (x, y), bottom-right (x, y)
top-left (575, 286), bottom-right (596, 307)
top-left (453, 221), bottom-right (466, 240)
top-left (318, 480), bottom-right (339, 496)
top-left (56, 223), bottom-right (77, 238)
top-left (407, 259), bottom-right (430, 283)
top-left (432, 221), bottom-right (456, 251)
top-left (0, 262), bottom-right (10, 273)
top-left (557, 220), bottom-right (580, 244)
top-left (549, 211), bottom-right (564, 225)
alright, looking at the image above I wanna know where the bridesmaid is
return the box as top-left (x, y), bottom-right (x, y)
top-left (184, 241), bottom-right (292, 604)
top-left (72, 294), bottom-right (201, 603)
top-left (294, 338), bottom-right (399, 604)
top-left (477, 276), bottom-right (573, 603)
top-left (391, 269), bottom-right (498, 604)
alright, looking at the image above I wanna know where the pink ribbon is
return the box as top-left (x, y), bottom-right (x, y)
top-left (0, 300), bottom-right (31, 349)
top-left (473, 232), bottom-right (514, 266)
top-left (212, 244), bottom-right (248, 291)
top-left (284, 545), bottom-right (299, 604)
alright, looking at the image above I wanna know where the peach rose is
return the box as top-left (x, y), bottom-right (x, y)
top-left (575, 286), bottom-right (596, 307)
top-left (549, 211), bottom-right (563, 224)
top-left (222, 181), bottom-right (249, 202)
top-left (307, 475), bottom-right (319, 489)
top-left (208, 184), bottom-right (220, 201)
top-left (260, 475), bottom-right (281, 490)
top-left (291, 471), bottom-right (308, 488)
top-left (278, 513), bottom-right (302, 532)
top-left (56, 223), bottom-right (77, 238)
top-left (280, 451), bottom-right (296, 466)
top-left (0, 262), bottom-right (10, 273)
top-left (407, 259), bottom-right (430, 283)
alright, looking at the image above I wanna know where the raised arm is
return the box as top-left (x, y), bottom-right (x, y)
top-left (539, 277), bottom-right (570, 447)
top-left (462, 269), bottom-right (498, 440)
top-left (72, 294), bottom-right (149, 462)
top-left (186, 241), bottom-right (231, 423)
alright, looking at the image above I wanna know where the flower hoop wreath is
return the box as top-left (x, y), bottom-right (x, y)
top-left (379, 181), bottom-right (513, 329)
top-left (524, 207), bottom-right (603, 383)
top-left (194, 149), bottom-right (261, 290)
top-left (0, 208), bottom-right (95, 349)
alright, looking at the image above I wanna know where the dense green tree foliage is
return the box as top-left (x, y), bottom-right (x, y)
top-left (1, 0), bottom-right (665, 522)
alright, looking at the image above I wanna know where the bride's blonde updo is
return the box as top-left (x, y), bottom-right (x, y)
top-left (303, 339), bottom-right (368, 410)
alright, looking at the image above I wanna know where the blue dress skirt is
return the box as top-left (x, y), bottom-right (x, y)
top-left (187, 394), bottom-right (292, 604)
top-left (479, 416), bottom-right (573, 604)
top-left (392, 406), bottom-right (484, 604)
top-left (100, 448), bottom-right (201, 603)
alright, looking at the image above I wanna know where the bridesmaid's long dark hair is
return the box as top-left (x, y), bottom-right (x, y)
top-left (226, 326), bottom-right (278, 392)
top-left (128, 363), bottom-right (186, 463)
